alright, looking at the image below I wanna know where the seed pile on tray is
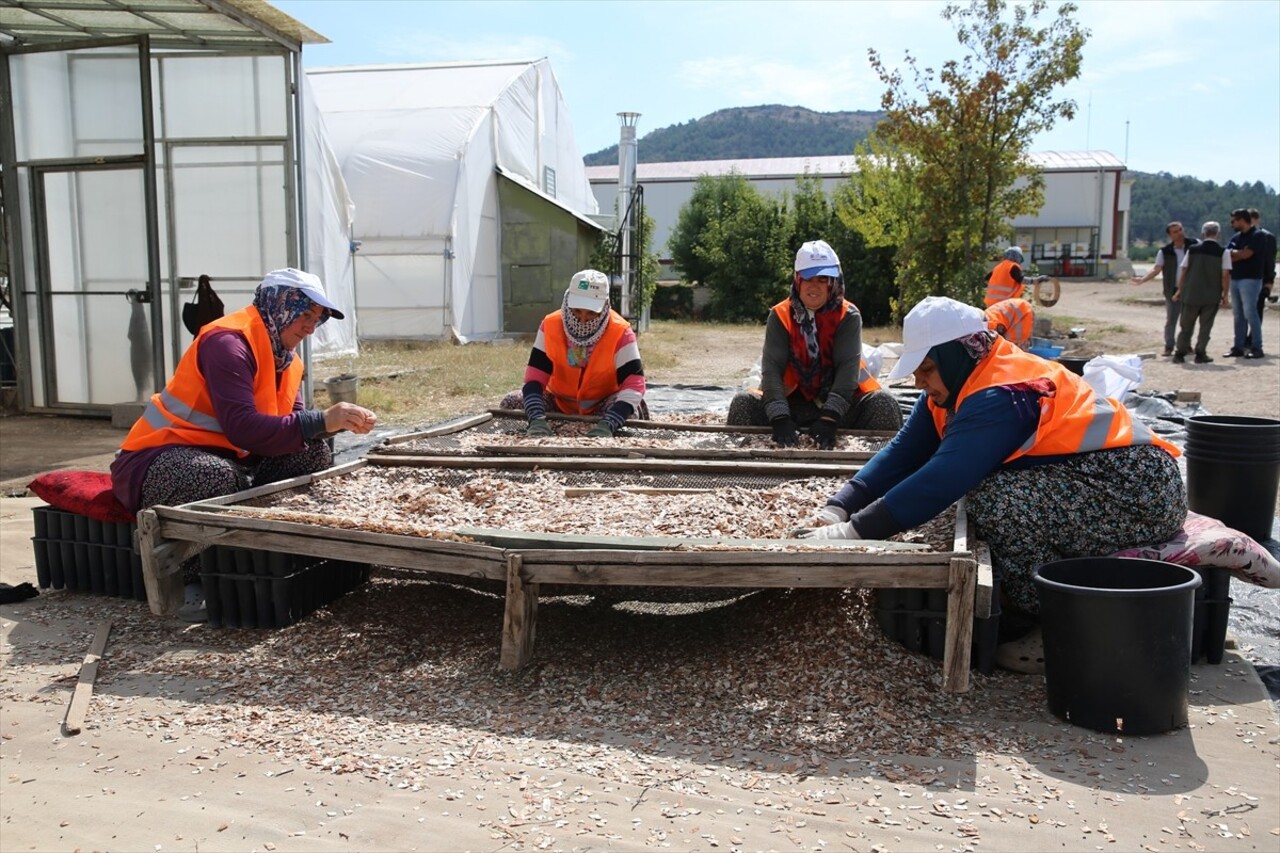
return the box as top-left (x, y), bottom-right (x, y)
top-left (390, 418), bottom-right (888, 454)
top-left (259, 467), bottom-right (840, 540)
top-left (248, 467), bottom-right (959, 552)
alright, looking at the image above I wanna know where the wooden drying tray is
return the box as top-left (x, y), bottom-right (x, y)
top-left (369, 410), bottom-right (895, 463)
top-left (137, 457), bottom-right (991, 693)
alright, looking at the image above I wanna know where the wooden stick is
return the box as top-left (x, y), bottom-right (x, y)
top-left (62, 622), bottom-right (111, 736)
top-left (500, 554), bottom-right (537, 671)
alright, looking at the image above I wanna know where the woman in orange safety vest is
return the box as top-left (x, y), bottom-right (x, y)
top-left (985, 297), bottom-right (1035, 347)
top-left (500, 269), bottom-right (648, 439)
top-left (984, 246), bottom-right (1026, 306)
top-left (799, 297), bottom-right (1186, 673)
top-left (111, 270), bottom-right (377, 605)
top-left (725, 239), bottom-right (903, 449)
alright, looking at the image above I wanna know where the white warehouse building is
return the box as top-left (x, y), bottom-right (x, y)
top-left (586, 151), bottom-right (1133, 279)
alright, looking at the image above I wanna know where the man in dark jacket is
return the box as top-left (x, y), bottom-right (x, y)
top-left (1172, 221), bottom-right (1231, 364)
top-left (1132, 222), bottom-right (1197, 356)
top-left (1244, 208), bottom-right (1276, 352)
top-left (1225, 208), bottom-right (1267, 358)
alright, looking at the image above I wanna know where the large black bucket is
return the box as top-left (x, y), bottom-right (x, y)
top-left (1185, 415), bottom-right (1280, 542)
top-left (1033, 557), bottom-right (1201, 735)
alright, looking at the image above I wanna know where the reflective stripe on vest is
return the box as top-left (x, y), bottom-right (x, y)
top-left (929, 336), bottom-right (1179, 461)
top-left (541, 310), bottom-right (629, 416)
top-left (771, 300), bottom-right (881, 397)
top-left (121, 306), bottom-right (303, 456)
top-left (985, 298), bottom-right (1034, 346)
top-left (984, 259), bottom-right (1024, 306)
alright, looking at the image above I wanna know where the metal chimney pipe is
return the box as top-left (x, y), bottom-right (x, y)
top-left (617, 112), bottom-right (640, 320)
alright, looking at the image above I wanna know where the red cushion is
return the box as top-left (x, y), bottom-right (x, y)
top-left (27, 471), bottom-right (135, 524)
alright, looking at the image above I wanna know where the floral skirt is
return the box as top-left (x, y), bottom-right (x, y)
top-left (966, 444), bottom-right (1187, 614)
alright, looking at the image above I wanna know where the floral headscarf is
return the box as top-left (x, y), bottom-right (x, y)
top-left (560, 289), bottom-right (609, 367)
top-left (252, 283), bottom-right (330, 372)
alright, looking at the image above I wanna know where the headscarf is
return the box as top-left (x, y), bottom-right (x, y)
top-left (560, 289), bottom-right (610, 367)
top-left (252, 282), bottom-right (330, 372)
top-left (787, 274), bottom-right (853, 394)
top-left (926, 330), bottom-right (997, 410)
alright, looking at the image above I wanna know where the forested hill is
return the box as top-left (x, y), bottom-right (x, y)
top-left (583, 105), bottom-right (884, 165)
top-left (1130, 171), bottom-right (1277, 246)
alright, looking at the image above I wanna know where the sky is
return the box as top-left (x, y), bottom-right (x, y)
top-left (273, 0), bottom-right (1280, 191)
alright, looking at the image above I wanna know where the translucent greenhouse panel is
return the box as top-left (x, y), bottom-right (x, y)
top-left (354, 253), bottom-right (447, 339)
top-left (9, 47), bottom-right (144, 161)
top-left (21, 293), bottom-right (45, 408)
top-left (42, 169), bottom-right (151, 407)
top-left (169, 145), bottom-right (289, 279)
top-left (160, 55), bottom-right (287, 139)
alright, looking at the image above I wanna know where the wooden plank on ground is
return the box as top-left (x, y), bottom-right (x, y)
top-left (61, 622), bottom-right (111, 736)
top-left (488, 408), bottom-right (901, 438)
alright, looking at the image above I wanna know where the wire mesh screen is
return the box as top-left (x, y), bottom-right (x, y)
top-left (376, 412), bottom-right (892, 457)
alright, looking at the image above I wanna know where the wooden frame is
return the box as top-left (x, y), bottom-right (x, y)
top-left (137, 458), bottom-right (992, 693)
top-left (371, 410), bottom-right (896, 464)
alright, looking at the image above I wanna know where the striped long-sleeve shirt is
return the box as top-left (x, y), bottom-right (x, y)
top-left (521, 321), bottom-right (646, 430)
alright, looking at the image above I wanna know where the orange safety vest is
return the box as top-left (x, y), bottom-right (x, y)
top-left (771, 300), bottom-right (881, 398)
top-left (929, 336), bottom-right (1179, 461)
top-left (121, 306), bottom-right (303, 457)
top-left (541, 310), bottom-right (630, 416)
top-left (984, 259), bottom-right (1024, 306)
top-left (985, 298), bottom-right (1035, 347)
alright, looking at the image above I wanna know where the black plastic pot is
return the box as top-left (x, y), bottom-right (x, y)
top-left (1185, 415), bottom-right (1280, 542)
top-left (1033, 557), bottom-right (1201, 735)
top-left (1054, 355), bottom-right (1091, 376)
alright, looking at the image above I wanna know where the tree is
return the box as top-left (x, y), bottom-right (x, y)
top-left (845, 0), bottom-right (1088, 312)
top-left (668, 172), bottom-right (791, 322)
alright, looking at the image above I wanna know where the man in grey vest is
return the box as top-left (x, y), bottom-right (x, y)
top-left (1132, 221), bottom-right (1198, 356)
top-left (1172, 221), bottom-right (1231, 364)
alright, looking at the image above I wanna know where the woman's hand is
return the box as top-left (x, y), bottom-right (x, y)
top-left (324, 402), bottom-right (378, 434)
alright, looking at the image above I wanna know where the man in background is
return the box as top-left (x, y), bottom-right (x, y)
top-left (1171, 221), bottom-right (1230, 364)
top-left (1244, 208), bottom-right (1276, 353)
top-left (1132, 221), bottom-right (1197, 356)
top-left (1225, 208), bottom-right (1266, 359)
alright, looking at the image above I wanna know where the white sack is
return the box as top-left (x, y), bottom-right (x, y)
top-left (1082, 354), bottom-right (1144, 403)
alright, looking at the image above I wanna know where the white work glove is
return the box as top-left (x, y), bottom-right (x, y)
top-left (794, 520), bottom-right (862, 540)
top-left (815, 505), bottom-right (849, 525)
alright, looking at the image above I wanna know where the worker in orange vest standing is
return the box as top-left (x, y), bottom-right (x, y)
top-left (984, 246), bottom-right (1026, 306)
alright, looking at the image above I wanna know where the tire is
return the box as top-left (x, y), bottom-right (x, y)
top-left (1034, 277), bottom-right (1061, 308)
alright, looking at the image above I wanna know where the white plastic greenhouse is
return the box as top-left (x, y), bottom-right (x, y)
top-left (0, 0), bottom-right (358, 415)
top-left (306, 59), bottom-right (604, 342)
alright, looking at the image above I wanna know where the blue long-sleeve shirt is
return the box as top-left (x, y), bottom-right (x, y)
top-left (828, 386), bottom-right (1061, 539)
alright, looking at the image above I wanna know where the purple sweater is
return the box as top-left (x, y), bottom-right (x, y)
top-left (110, 329), bottom-right (327, 512)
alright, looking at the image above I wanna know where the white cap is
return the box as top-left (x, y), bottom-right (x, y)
top-left (794, 239), bottom-right (841, 279)
top-left (1004, 246), bottom-right (1024, 264)
top-left (565, 269), bottom-right (610, 312)
top-left (258, 268), bottom-right (345, 320)
top-left (886, 296), bottom-right (988, 381)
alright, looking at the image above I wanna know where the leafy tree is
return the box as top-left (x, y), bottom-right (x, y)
top-left (1128, 171), bottom-right (1278, 247)
top-left (846, 0), bottom-right (1088, 313)
top-left (667, 172), bottom-right (790, 322)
